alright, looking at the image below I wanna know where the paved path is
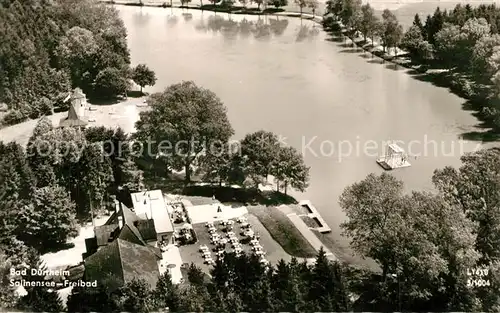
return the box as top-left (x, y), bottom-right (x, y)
top-left (286, 213), bottom-right (336, 260)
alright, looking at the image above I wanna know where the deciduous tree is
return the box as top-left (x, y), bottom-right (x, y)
top-left (358, 4), bottom-right (377, 42)
top-left (92, 67), bottom-right (130, 99)
top-left (269, 0), bottom-right (287, 9)
top-left (307, 0), bottom-right (319, 18)
top-left (271, 146), bottom-right (309, 194)
top-left (240, 130), bottom-right (280, 187)
top-left (135, 81), bottom-right (234, 183)
top-left (18, 185), bottom-right (79, 251)
top-left (132, 64), bottom-right (157, 94)
top-left (380, 9), bottom-right (403, 54)
top-left (294, 0), bottom-right (307, 15)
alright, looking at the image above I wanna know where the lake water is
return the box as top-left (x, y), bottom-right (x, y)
top-left (117, 5), bottom-right (489, 258)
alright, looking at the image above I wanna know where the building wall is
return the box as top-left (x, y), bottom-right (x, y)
top-left (72, 97), bottom-right (87, 118)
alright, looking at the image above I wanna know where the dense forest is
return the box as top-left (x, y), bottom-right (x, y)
top-left (3, 0), bottom-right (500, 311)
top-left (0, 0), bottom-right (131, 124)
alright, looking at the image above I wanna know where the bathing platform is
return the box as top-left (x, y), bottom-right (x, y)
top-left (376, 143), bottom-right (411, 170)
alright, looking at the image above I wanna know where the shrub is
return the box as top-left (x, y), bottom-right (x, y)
top-left (2, 109), bottom-right (27, 125)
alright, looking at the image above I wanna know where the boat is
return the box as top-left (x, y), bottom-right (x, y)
top-left (376, 142), bottom-right (411, 170)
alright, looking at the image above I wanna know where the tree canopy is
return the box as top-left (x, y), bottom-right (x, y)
top-left (0, 0), bottom-right (131, 124)
top-left (134, 81), bottom-right (234, 183)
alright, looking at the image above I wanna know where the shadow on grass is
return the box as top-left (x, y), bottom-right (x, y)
top-left (367, 58), bottom-right (385, 65)
top-left (87, 97), bottom-right (123, 106)
top-left (199, 4), bottom-right (244, 12)
top-left (338, 48), bottom-right (364, 54)
top-left (127, 90), bottom-right (145, 98)
top-left (263, 7), bottom-right (285, 13)
top-left (325, 36), bottom-right (343, 43)
top-left (182, 185), bottom-right (298, 206)
top-left (338, 42), bottom-right (355, 48)
top-left (143, 175), bottom-right (297, 206)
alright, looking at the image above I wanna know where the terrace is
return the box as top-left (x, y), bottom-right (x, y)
top-left (178, 214), bottom-right (292, 273)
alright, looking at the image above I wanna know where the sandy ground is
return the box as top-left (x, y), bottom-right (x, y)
top-left (0, 97), bottom-right (147, 147)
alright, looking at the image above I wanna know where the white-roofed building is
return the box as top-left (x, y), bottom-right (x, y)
top-left (131, 190), bottom-right (174, 244)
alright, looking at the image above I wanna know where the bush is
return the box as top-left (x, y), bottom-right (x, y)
top-left (2, 109), bottom-right (27, 125)
top-left (450, 76), bottom-right (475, 99)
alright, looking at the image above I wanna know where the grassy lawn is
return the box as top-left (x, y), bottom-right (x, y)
top-left (248, 206), bottom-right (317, 258)
top-left (300, 215), bottom-right (321, 228)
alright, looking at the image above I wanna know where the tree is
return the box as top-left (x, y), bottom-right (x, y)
top-left (56, 26), bottom-right (99, 88)
top-left (400, 25), bottom-right (426, 60)
top-left (0, 252), bottom-right (17, 310)
top-left (254, 0), bottom-right (265, 10)
top-left (340, 0), bottom-right (362, 34)
top-left (18, 185), bottom-right (79, 251)
top-left (270, 0), bottom-right (287, 9)
top-left (433, 148), bottom-right (500, 263)
top-left (29, 117), bottom-right (53, 142)
top-left (308, 249), bottom-right (350, 311)
top-left (240, 131), bottom-right (280, 187)
top-left (153, 272), bottom-right (180, 311)
top-left (92, 67), bottom-right (130, 99)
top-left (434, 23), bottom-right (464, 69)
top-left (358, 4), bottom-right (377, 43)
top-left (187, 263), bottom-right (206, 286)
top-left (0, 142), bottom-right (36, 203)
top-left (471, 34), bottom-right (500, 80)
top-left (307, 0), bottom-right (319, 18)
top-left (132, 64), bottom-right (157, 94)
top-left (197, 141), bottom-right (245, 186)
top-left (67, 283), bottom-right (119, 312)
top-left (339, 173), bottom-right (404, 277)
top-left (135, 81), bottom-right (234, 183)
top-left (76, 142), bottom-right (114, 217)
top-left (120, 158), bottom-right (144, 192)
top-left (325, 0), bottom-right (343, 16)
top-left (340, 172), bottom-right (481, 311)
top-left (271, 146), bottom-right (309, 194)
top-left (425, 7), bottom-right (446, 44)
top-left (458, 17), bottom-right (491, 71)
top-left (17, 249), bottom-right (65, 312)
top-left (294, 0), bottom-right (307, 15)
top-left (26, 127), bottom-right (87, 210)
top-left (271, 259), bottom-right (305, 311)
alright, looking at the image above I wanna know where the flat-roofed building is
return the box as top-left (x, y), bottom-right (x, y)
top-left (131, 190), bottom-right (174, 244)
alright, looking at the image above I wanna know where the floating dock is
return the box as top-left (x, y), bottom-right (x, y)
top-left (376, 143), bottom-right (411, 170)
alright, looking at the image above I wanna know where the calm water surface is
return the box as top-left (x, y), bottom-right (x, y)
top-left (117, 6), bottom-right (488, 255)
